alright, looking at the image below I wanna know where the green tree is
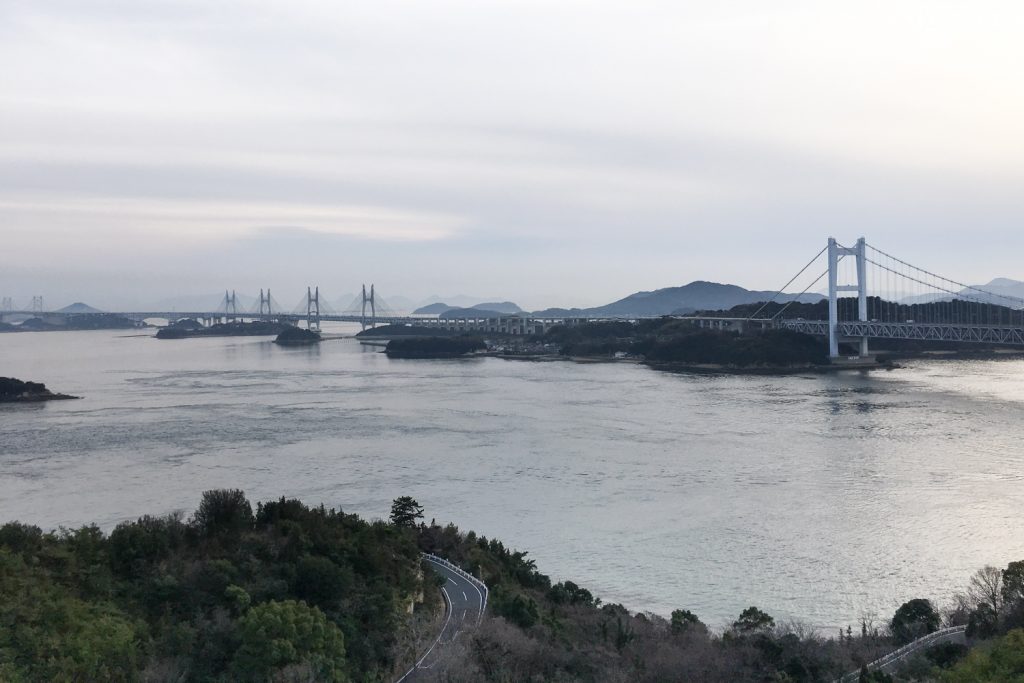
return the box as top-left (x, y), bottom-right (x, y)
top-left (493, 591), bottom-right (539, 629)
top-left (1002, 561), bottom-right (1024, 607)
top-left (389, 496), bottom-right (424, 528)
top-left (231, 599), bottom-right (348, 682)
top-left (193, 489), bottom-right (254, 536)
top-left (670, 609), bottom-right (705, 635)
top-left (733, 606), bottom-right (774, 634)
top-left (967, 603), bottom-right (999, 639)
top-left (891, 598), bottom-right (940, 644)
top-left (548, 580), bottom-right (595, 607)
top-left (943, 628), bottom-right (1024, 682)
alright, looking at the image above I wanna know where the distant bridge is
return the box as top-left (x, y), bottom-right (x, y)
top-left (686, 237), bottom-right (1024, 358)
top-left (5, 239), bottom-right (1024, 358)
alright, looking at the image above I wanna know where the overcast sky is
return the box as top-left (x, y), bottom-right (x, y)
top-left (2, 1), bottom-right (1023, 310)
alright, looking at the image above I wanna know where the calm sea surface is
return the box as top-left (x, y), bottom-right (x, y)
top-left (3, 326), bottom-right (1024, 630)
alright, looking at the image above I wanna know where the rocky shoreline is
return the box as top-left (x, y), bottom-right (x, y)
top-left (0, 377), bottom-right (79, 403)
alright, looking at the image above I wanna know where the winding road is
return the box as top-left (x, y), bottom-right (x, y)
top-left (396, 554), bottom-right (488, 682)
top-left (836, 625), bottom-right (967, 682)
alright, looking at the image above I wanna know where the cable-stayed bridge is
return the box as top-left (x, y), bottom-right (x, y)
top-left (0, 284), bottom-right (601, 336)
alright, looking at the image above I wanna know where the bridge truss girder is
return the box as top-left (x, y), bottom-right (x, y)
top-left (779, 319), bottom-right (1024, 346)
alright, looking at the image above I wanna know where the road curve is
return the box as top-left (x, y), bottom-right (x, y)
top-left (836, 625), bottom-right (967, 682)
top-left (396, 554), bottom-right (487, 682)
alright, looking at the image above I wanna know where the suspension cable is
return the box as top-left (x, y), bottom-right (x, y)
top-left (865, 256), bottom-right (1009, 311)
top-left (866, 242), bottom-right (1024, 308)
top-left (747, 244), bottom-right (829, 320)
top-left (771, 265), bottom-right (833, 321)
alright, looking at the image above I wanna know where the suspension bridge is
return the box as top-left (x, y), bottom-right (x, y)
top-left (686, 236), bottom-right (1024, 359)
top-left (4, 238), bottom-right (1024, 358)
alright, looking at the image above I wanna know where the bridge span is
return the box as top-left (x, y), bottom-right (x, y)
top-left (5, 237), bottom-right (1024, 357)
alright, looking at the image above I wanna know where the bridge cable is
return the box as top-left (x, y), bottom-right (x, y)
top-left (865, 256), bottom-right (1021, 326)
top-left (770, 263), bottom-right (835, 321)
top-left (746, 244), bottom-right (828, 321)
top-left (866, 257), bottom-right (1003, 306)
top-left (867, 243), bottom-right (1024, 309)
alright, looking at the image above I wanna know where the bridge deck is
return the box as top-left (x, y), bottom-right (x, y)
top-left (779, 319), bottom-right (1024, 346)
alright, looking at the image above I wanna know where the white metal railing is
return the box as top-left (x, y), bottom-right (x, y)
top-left (394, 553), bottom-right (489, 683)
top-left (836, 625), bottom-right (967, 683)
top-left (421, 552), bottom-right (489, 618)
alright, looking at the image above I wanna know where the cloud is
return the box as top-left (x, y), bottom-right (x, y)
top-left (1, 1), bottom-right (1024, 307)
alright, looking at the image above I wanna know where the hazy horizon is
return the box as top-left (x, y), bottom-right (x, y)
top-left (4, 1), bottom-right (1024, 310)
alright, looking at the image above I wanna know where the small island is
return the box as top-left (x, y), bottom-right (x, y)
top-left (274, 326), bottom-right (322, 346)
top-left (156, 320), bottom-right (289, 339)
top-left (0, 377), bottom-right (78, 402)
top-left (385, 336), bottom-right (485, 358)
top-left (355, 323), bottom-right (458, 339)
top-left (542, 319), bottom-right (851, 372)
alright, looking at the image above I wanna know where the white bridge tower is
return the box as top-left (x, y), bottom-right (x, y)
top-left (361, 284), bottom-right (376, 331)
top-left (827, 237), bottom-right (869, 359)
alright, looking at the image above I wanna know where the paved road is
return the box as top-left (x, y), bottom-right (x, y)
top-left (397, 555), bottom-right (487, 682)
top-left (836, 625), bottom-right (967, 682)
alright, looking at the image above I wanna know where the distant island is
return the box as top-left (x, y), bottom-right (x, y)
top-left (156, 320), bottom-right (289, 339)
top-left (385, 336), bottom-right (485, 358)
top-left (355, 323), bottom-right (459, 339)
top-left (532, 280), bottom-right (825, 318)
top-left (0, 377), bottom-right (78, 402)
top-left (274, 326), bottom-right (321, 346)
top-left (0, 314), bottom-right (141, 332)
top-left (545, 319), bottom-right (834, 370)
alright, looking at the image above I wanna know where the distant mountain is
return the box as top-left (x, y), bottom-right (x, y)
top-left (151, 293), bottom-right (259, 312)
top-left (472, 301), bottom-right (521, 314)
top-left (970, 278), bottom-right (1024, 306)
top-left (376, 294), bottom-right (416, 314)
top-left (57, 302), bottom-right (104, 314)
top-left (438, 307), bottom-right (510, 319)
top-left (536, 281), bottom-right (824, 318)
top-left (414, 300), bottom-right (522, 315)
top-left (532, 307), bottom-right (586, 317)
top-left (417, 294), bottom-right (499, 309)
top-left (413, 302), bottom-right (453, 315)
top-left (898, 278), bottom-right (1024, 308)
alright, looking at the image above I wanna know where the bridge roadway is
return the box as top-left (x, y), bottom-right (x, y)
top-left (397, 554), bottom-right (488, 682)
top-left (836, 625), bottom-right (967, 682)
top-left (686, 316), bottom-right (1024, 347)
top-left (2, 310), bottom-right (618, 336)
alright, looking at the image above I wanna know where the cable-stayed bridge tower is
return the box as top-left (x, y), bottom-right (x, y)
top-left (306, 286), bottom-right (320, 331)
top-left (361, 284), bottom-right (376, 331)
top-left (223, 290), bottom-right (238, 322)
top-left (258, 289), bottom-right (272, 316)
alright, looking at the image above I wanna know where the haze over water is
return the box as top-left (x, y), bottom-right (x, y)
top-left (3, 328), bottom-right (1024, 630)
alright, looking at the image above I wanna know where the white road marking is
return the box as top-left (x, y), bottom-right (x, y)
top-left (462, 590), bottom-right (467, 601)
top-left (395, 586), bottom-right (453, 682)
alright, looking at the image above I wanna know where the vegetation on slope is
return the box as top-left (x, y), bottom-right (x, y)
top-left (274, 326), bottom-right (322, 345)
top-left (385, 336), bottom-right (486, 358)
top-left (0, 491), bottom-right (430, 682)
top-left (411, 530), bottom-right (1024, 682)
top-left (544, 318), bottom-right (829, 366)
top-left (157, 321), bottom-right (290, 339)
top-left (1, 491), bottom-right (1021, 682)
top-left (0, 377), bottom-right (76, 402)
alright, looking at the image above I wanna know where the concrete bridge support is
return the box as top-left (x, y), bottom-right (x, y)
top-left (828, 237), bottom-right (870, 359)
